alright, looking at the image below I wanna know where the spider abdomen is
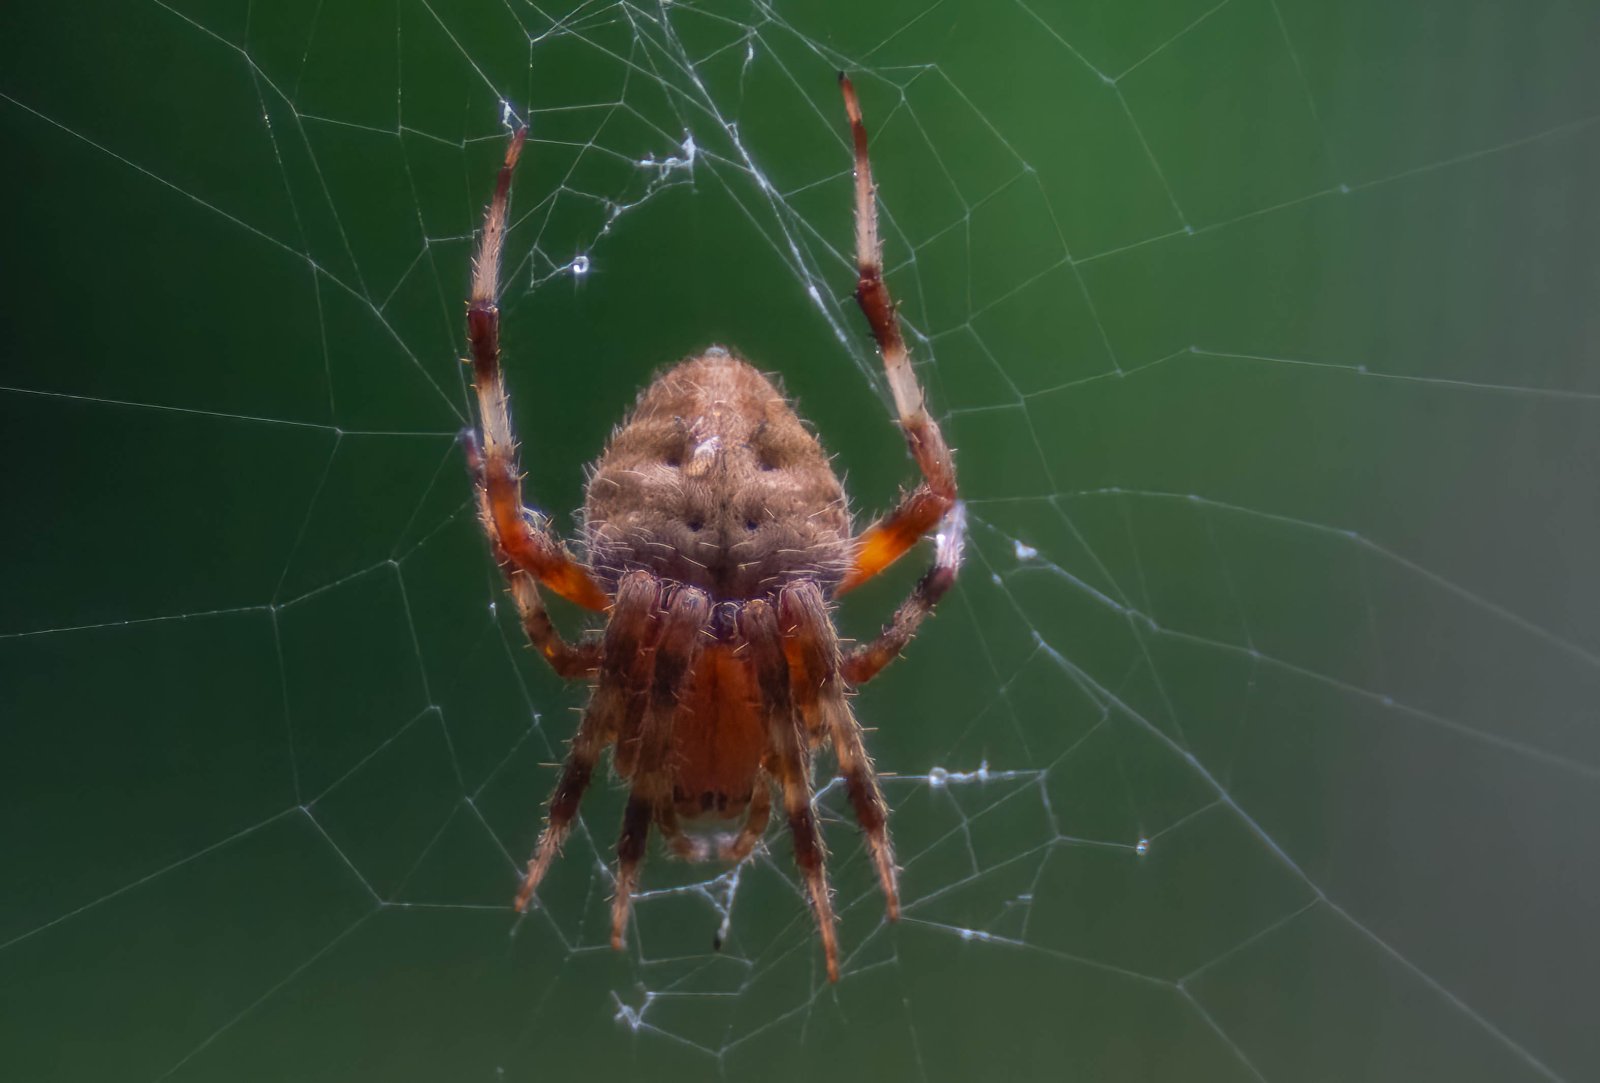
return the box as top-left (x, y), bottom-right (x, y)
top-left (584, 349), bottom-right (852, 599)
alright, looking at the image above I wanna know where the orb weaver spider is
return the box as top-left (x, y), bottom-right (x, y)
top-left (463, 75), bottom-right (964, 982)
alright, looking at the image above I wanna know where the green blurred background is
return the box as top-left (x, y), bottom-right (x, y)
top-left (3, 1), bottom-right (1598, 1080)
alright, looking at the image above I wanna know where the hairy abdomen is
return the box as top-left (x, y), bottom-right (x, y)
top-left (584, 350), bottom-right (852, 599)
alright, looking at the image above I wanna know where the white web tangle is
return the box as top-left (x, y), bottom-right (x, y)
top-left (2, 0), bottom-right (1598, 1080)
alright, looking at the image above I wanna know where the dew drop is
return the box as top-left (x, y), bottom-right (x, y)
top-left (927, 766), bottom-right (949, 788)
top-left (571, 255), bottom-right (590, 276)
top-left (1135, 837), bottom-right (1151, 856)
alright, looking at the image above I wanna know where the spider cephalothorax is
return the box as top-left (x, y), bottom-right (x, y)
top-left (463, 75), bottom-right (964, 982)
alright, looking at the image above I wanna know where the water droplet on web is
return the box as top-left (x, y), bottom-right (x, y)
top-left (1135, 837), bottom-right (1151, 856)
top-left (571, 255), bottom-right (590, 276)
top-left (927, 766), bottom-right (948, 787)
top-left (1013, 539), bottom-right (1038, 561)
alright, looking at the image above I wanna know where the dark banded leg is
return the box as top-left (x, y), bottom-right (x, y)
top-left (465, 127), bottom-right (609, 613)
top-left (611, 585), bottom-right (711, 951)
top-left (842, 501), bottom-right (966, 685)
top-left (781, 582), bottom-right (899, 919)
top-left (742, 599), bottom-right (840, 982)
top-left (514, 571), bottom-right (658, 913)
top-left (463, 432), bottom-right (600, 679)
top-left (611, 795), bottom-right (652, 950)
top-left (837, 75), bottom-right (959, 596)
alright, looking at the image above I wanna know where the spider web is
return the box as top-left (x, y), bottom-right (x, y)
top-left (3, 0), bottom-right (1599, 1079)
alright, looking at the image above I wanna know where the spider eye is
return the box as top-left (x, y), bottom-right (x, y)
top-left (744, 518), bottom-right (759, 532)
top-left (664, 455), bottom-right (682, 468)
top-left (687, 518), bottom-right (704, 532)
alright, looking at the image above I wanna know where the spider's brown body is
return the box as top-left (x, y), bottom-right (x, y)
top-left (588, 350), bottom-right (848, 822)
top-left (464, 77), bottom-right (963, 983)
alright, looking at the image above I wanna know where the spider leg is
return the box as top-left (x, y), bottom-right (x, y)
top-left (464, 433), bottom-right (600, 678)
top-left (467, 127), bottom-right (609, 613)
top-left (836, 74), bottom-right (959, 596)
top-left (717, 774), bottom-right (773, 863)
top-left (841, 501), bottom-right (966, 685)
top-left (509, 570), bottom-right (602, 678)
top-left (611, 795), bottom-right (653, 950)
top-left (612, 584), bottom-right (711, 950)
top-left (514, 571), bottom-right (658, 914)
top-left (781, 582), bottom-right (899, 918)
top-left (742, 598), bottom-right (841, 982)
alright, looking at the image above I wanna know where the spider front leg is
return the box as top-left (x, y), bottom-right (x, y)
top-left (467, 127), bottom-right (609, 615)
top-left (836, 74), bottom-right (959, 600)
top-left (835, 75), bottom-right (965, 682)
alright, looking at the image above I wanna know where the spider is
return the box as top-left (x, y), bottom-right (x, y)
top-left (462, 75), bottom-right (963, 983)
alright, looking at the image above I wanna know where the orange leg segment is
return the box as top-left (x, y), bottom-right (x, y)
top-left (836, 74), bottom-right (959, 596)
top-left (466, 127), bottom-right (609, 613)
